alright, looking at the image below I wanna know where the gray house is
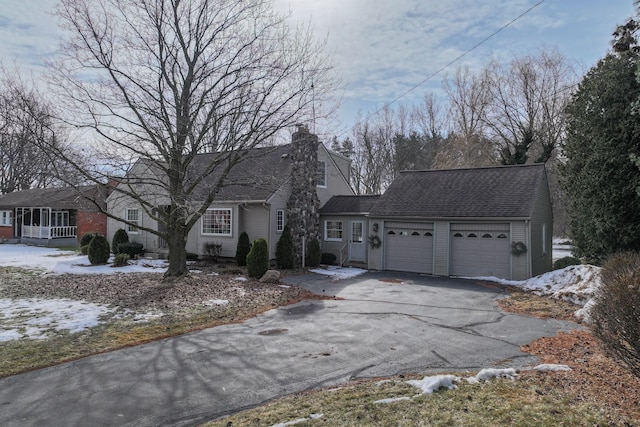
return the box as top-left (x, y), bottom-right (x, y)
top-left (320, 164), bottom-right (553, 280)
top-left (106, 127), bottom-right (354, 259)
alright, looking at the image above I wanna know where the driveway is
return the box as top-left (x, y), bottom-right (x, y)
top-left (0, 271), bottom-right (577, 426)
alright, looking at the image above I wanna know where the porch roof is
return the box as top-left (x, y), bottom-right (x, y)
top-left (0, 185), bottom-right (107, 211)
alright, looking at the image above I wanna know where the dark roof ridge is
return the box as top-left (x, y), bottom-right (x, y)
top-left (398, 163), bottom-right (544, 174)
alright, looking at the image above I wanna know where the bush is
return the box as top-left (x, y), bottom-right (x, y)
top-left (321, 252), bottom-right (337, 265)
top-left (553, 256), bottom-right (581, 270)
top-left (246, 238), bottom-right (269, 278)
top-left (203, 242), bottom-right (222, 262)
top-left (79, 232), bottom-right (98, 248)
top-left (236, 231), bottom-right (251, 266)
top-left (80, 245), bottom-right (90, 255)
top-left (305, 238), bottom-right (321, 267)
top-left (590, 252), bottom-right (640, 378)
top-left (117, 242), bottom-right (144, 258)
top-left (113, 253), bottom-right (130, 267)
top-left (186, 252), bottom-right (199, 261)
top-left (87, 234), bottom-right (110, 265)
top-left (275, 225), bottom-right (295, 269)
top-left (112, 228), bottom-right (129, 254)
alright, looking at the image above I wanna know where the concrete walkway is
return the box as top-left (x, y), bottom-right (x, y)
top-left (0, 271), bottom-right (578, 426)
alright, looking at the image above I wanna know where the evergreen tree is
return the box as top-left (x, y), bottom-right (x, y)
top-left (236, 231), bottom-right (251, 266)
top-left (275, 225), bottom-right (296, 269)
top-left (112, 228), bottom-right (129, 254)
top-left (562, 52), bottom-right (640, 263)
top-left (246, 238), bottom-right (269, 278)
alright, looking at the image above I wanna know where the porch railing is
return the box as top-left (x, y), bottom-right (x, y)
top-left (339, 241), bottom-right (348, 267)
top-left (22, 225), bottom-right (77, 239)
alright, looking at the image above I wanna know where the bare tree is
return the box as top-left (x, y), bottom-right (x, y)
top-left (0, 68), bottom-right (66, 193)
top-left (436, 66), bottom-right (496, 168)
top-left (483, 50), bottom-right (576, 165)
top-left (47, 0), bottom-right (338, 278)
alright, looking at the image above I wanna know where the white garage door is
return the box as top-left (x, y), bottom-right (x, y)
top-left (450, 224), bottom-right (510, 278)
top-left (384, 222), bottom-right (433, 274)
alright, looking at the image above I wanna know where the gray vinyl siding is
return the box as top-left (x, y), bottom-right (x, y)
top-left (511, 221), bottom-right (528, 280)
top-left (107, 191), bottom-right (161, 252)
top-left (316, 147), bottom-right (354, 207)
top-left (320, 215), bottom-right (368, 262)
top-left (267, 183), bottom-right (289, 259)
top-left (433, 221), bottom-right (450, 276)
top-left (368, 219), bottom-right (383, 270)
top-left (239, 203), bottom-right (270, 253)
top-left (529, 174), bottom-right (553, 277)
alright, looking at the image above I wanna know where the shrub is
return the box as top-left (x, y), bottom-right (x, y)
top-left (112, 228), bottom-right (129, 254)
top-left (590, 252), bottom-right (640, 378)
top-left (113, 253), bottom-right (130, 267)
top-left (87, 234), bottom-right (110, 265)
top-left (246, 238), bottom-right (269, 278)
top-left (79, 232), bottom-right (98, 248)
top-left (117, 242), bottom-right (144, 258)
top-left (186, 252), bottom-right (199, 261)
top-left (275, 225), bottom-right (295, 269)
top-left (321, 252), bottom-right (337, 265)
top-left (553, 256), bottom-right (581, 270)
top-left (236, 231), bottom-right (251, 266)
top-left (203, 242), bottom-right (222, 262)
top-left (305, 238), bottom-right (321, 267)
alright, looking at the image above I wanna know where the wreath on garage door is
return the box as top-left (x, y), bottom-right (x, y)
top-left (368, 234), bottom-right (382, 249)
top-left (511, 241), bottom-right (528, 256)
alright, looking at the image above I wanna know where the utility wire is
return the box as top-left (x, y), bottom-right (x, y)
top-left (341, 0), bottom-right (545, 136)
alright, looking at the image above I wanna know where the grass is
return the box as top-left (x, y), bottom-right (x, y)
top-left (203, 373), bottom-right (626, 427)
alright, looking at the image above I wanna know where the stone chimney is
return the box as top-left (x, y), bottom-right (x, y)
top-left (286, 124), bottom-right (321, 266)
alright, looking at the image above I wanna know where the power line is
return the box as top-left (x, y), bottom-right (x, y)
top-left (341, 0), bottom-right (545, 137)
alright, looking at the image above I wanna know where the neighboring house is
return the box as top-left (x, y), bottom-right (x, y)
top-left (106, 126), bottom-right (354, 259)
top-left (319, 164), bottom-right (553, 280)
top-left (0, 186), bottom-right (108, 246)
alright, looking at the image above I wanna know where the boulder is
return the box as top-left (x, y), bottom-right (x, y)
top-left (259, 269), bottom-right (281, 283)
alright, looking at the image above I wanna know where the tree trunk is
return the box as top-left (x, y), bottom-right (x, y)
top-left (164, 225), bottom-right (189, 278)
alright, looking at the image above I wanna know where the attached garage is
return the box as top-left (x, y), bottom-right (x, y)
top-left (384, 221), bottom-right (433, 274)
top-left (449, 223), bottom-right (510, 278)
top-left (363, 164), bottom-right (554, 280)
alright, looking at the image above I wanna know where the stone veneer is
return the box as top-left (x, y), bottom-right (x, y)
top-left (286, 124), bottom-right (321, 266)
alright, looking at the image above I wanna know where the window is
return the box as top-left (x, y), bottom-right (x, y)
top-left (453, 232), bottom-right (463, 237)
top-left (276, 209), bottom-right (285, 233)
top-left (497, 233), bottom-right (508, 239)
top-left (126, 208), bottom-right (140, 234)
top-left (324, 220), bottom-right (343, 241)
top-left (411, 231), bottom-right (420, 236)
top-left (316, 161), bottom-right (327, 187)
top-left (467, 233), bottom-right (477, 238)
top-left (0, 210), bottom-right (11, 227)
top-left (202, 208), bottom-right (232, 236)
top-left (482, 233), bottom-right (493, 238)
top-left (425, 232), bottom-right (433, 237)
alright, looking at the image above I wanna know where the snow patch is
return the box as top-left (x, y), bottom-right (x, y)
top-left (406, 374), bottom-right (460, 394)
top-left (309, 265), bottom-right (367, 279)
top-left (466, 368), bottom-right (517, 384)
top-left (534, 364), bottom-right (572, 372)
top-left (374, 396), bottom-right (411, 404)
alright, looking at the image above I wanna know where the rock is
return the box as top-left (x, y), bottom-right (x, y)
top-left (259, 270), bottom-right (281, 283)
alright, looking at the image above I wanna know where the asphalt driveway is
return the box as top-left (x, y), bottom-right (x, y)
top-left (0, 271), bottom-right (578, 426)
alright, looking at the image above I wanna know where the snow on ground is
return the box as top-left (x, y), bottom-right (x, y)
top-left (309, 265), bottom-right (367, 279)
top-left (0, 244), bottom-right (168, 275)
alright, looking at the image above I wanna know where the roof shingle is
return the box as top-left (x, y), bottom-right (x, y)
top-left (368, 164), bottom-right (546, 218)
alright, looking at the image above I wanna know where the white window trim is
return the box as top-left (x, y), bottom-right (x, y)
top-left (316, 161), bottom-right (327, 188)
top-left (324, 220), bottom-right (343, 241)
top-left (201, 208), bottom-right (233, 236)
top-left (0, 210), bottom-right (12, 227)
top-left (125, 208), bottom-right (141, 234)
top-left (276, 209), bottom-right (285, 233)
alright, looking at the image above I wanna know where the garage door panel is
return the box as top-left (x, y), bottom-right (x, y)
top-left (385, 223), bottom-right (433, 274)
top-left (450, 225), bottom-right (510, 278)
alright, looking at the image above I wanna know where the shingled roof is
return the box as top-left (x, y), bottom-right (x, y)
top-left (0, 185), bottom-right (107, 211)
top-left (368, 164), bottom-right (546, 218)
top-left (320, 195), bottom-right (381, 214)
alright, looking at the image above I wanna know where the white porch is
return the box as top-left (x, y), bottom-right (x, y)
top-left (16, 207), bottom-right (78, 240)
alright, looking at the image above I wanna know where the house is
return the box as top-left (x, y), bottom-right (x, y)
top-left (319, 164), bottom-right (553, 280)
top-left (0, 185), bottom-right (109, 246)
top-left (106, 126), bottom-right (354, 259)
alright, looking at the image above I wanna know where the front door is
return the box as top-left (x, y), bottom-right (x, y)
top-left (349, 221), bottom-right (365, 262)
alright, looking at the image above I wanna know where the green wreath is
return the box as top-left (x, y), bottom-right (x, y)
top-left (511, 241), bottom-right (528, 256)
top-left (368, 234), bottom-right (382, 249)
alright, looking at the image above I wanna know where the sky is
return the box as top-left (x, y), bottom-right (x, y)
top-left (0, 1), bottom-right (636, 136)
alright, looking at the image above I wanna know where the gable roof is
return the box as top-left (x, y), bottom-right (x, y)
top-left (320, 195), bottom-right (381, 214)
top-left (369, 164), bottom-right (547, 219)
top-left (0, 185), bottom-right (107, 211)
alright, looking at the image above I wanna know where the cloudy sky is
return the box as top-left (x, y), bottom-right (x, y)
top-left (0, 1), bottom-right (635, 134)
